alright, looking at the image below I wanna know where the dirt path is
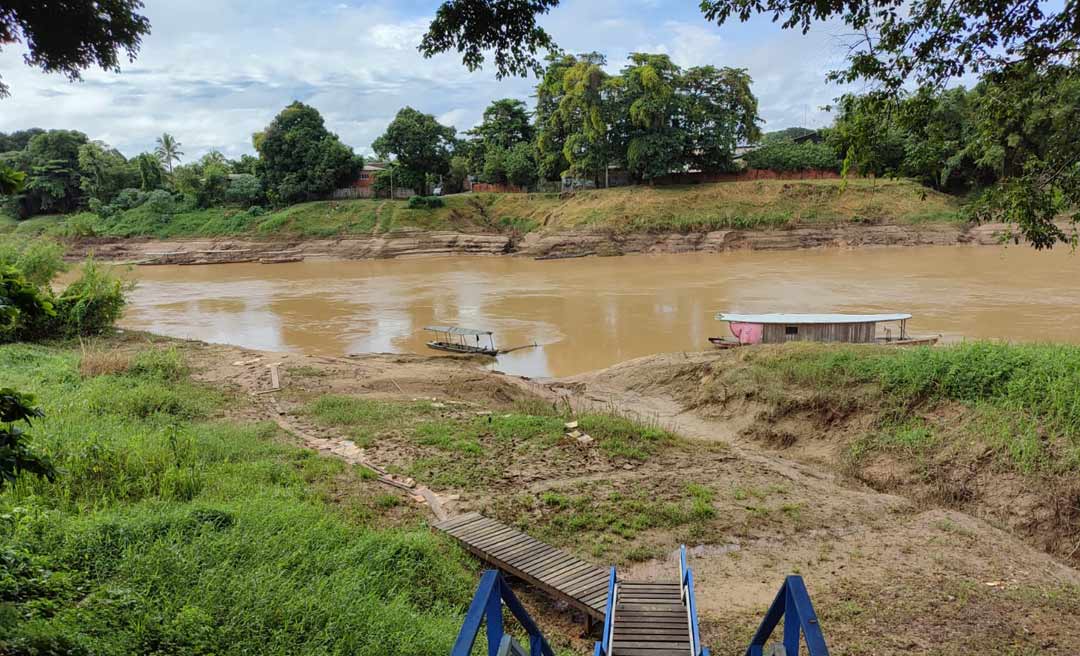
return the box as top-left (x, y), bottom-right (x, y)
top-left (168, 337), bottom-right (1080, 653)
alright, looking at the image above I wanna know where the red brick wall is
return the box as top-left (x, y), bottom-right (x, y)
top-left (654, 168), bottom-right (841, 185)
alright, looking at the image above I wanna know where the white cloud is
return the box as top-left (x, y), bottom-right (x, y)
top-left (0, 0), bottom-right (859, 162)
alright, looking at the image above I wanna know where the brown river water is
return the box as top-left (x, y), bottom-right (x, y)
top-left (121, 245), bottom-right (1080, 378)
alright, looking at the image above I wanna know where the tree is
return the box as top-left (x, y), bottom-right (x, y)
top-left (0, 0), bottom-right (151, 97)
top-left (534, 52), bottom-right (579, 181)
top-left (504, 142), bottom-right (538, 188)
top-left (555, 54), bottom-right (616, 185)
top-left (372, 107), bottom-right (456, 195)
top-left (470, 98), bottom-right (534, 150)
top-left (155, 133), bottom-right (183, 173)
top-left (620, 53), bottom-right (684, 182)
top-left (21, 129), bottom-right (88, 214)
top-left (254, 101), bottom-right (361, 205)
top-left (680, 65), bottom-right (760, 172)
top-left (0, 129), bottom-right (45, 153)
top-left (423, 0), bottom-right (1080, 246)
top-left (77, 140), bottom-right (138, 204)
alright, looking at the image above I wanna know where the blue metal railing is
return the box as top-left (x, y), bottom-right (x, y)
top-left (745, 575), bottom-right (830, 656)
top-left (593, 567), bottom-right (618, 656)
top-left (452, 570), bottom-right (556, 656)
top-left (680, 545), bottom-right (711, 656)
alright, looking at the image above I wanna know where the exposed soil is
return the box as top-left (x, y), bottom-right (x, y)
top-left (127, 334), bottom-right (1080, 655)
top-left (64, 221), bottom-right (1015, 264)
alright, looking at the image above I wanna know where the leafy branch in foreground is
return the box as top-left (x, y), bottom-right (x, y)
top-left (0, 387), bottom-right (53, 489)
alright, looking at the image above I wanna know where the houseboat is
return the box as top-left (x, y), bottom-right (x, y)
top-left (424, 325), bottom-right (499, 356)
top-left (710, 313), bottom-right (939, 347)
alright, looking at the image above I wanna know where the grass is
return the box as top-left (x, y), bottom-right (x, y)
top-left (3, 178), bottom-right (963, 241)
top-left (751, 341), bottom-right (1080, 474)
top-left (300, 395), bottom-right (678, 492)
top-left (0, 342), bottom-right (478, 655)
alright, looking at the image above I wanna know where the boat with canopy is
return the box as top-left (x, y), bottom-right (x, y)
top-left (424, 325), bottom-right (499, 356)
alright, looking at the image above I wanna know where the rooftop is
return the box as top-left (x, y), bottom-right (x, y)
top-left (716, 312), bottom-right (912, 324)
top-left (424, 325), bottom-right (493, 336)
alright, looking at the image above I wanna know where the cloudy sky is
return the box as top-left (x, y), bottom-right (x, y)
top-left (0, 0), bottom-right (863, 161)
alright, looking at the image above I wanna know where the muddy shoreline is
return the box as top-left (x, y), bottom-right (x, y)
top-left (63, 221), bottom-right (1012, 264)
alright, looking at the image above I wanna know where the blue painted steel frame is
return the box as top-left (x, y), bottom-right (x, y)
top-left (593, 567), bottom-right (617, 656)
top-left (744, 575), bottom-right (830, 656)
top-left (452, 570), bottom-right (556, 656)
top-left (680, 546), bottom-right (711, 656)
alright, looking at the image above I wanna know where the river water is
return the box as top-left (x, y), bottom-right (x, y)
top-left (120, 245), bottom-right (1080, 378)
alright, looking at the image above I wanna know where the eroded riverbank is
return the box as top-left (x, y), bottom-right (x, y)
top-left (63, 220), bottom-right (1013, 264)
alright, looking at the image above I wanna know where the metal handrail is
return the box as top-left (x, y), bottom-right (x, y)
top-left (679, 546), bottom-right (709, 656)
top-left (452, 570), bottom-right (556, 656)
top-left (745, 575), bottom-right (830, 656)
top-left (593, 566), bottom-right (618, 656)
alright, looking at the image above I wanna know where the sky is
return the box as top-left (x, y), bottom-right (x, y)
top-left (0, 0), bottom-right (863, 161)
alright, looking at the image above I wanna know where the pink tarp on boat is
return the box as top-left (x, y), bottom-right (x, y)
top-left (730, 322), bottom-right (763, 345)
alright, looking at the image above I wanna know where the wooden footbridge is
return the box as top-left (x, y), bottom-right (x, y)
top-left (439, 513), bottom-right (830, 656)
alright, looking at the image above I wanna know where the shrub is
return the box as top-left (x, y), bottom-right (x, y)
top-left (0, 265), bottom-right (56, 342)
top-left (143, 189), bottom-right (175, 215)
top-left (112, 188), bottom-right (148, 211)
top-left (0, 386), bottom-right (53, 489)
top-left (225, 174), bottom-right (264, 207)
top-left (0, 238), bottom-right (67, 287)
top-left (246, 205), bottom-right (266, 217)
top-left (50, 260), bottom-right (130, 338)
top-left (744, 140), bottom-right (841, 172)
top-left (407, 195), bottom-right (444, 209)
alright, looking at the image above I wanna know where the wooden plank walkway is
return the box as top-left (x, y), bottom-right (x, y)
top-left (432, 512), bottom-right (610, 620)
top-left (610, 581), bottom-right (692, 656)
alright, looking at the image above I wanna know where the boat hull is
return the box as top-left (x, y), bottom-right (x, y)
top-left (426, 341), bottom-right (499, 356)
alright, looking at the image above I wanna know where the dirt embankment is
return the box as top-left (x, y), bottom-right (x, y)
top-left (65, 221), bottom-right (1013, 264)
top-left (148, 334), bottom-right (1080, 655)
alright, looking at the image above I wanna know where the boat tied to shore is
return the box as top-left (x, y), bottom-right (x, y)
top-left (709, 312), bottom-right (940, 348)
top-left (424, 325), bottom-right (499, 356)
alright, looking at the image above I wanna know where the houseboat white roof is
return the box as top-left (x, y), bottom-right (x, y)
top-left (715, 313), bottom-right (911, 324)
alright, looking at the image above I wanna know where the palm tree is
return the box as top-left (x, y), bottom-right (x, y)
top-left (155, 133), bottom-right (183, 173)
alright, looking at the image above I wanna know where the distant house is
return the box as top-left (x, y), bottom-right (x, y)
top-left (332, 161), bottom-right (415, 199)
top-left (791, 131), bottom-right (825, 144)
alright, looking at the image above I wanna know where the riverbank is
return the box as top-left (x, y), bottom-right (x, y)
top-left (5, 333), bottom-right (1079, 654)
top-left (62, 220), bottom-right (1013, 264)
top-left (4, 179), bottom-right (1022, 263)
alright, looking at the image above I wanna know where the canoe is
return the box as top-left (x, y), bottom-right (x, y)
top-left (707, 337), bottom-right (742, 349)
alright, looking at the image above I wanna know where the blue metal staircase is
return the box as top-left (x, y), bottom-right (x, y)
top-left (452, 546), bottom-right (830, 656)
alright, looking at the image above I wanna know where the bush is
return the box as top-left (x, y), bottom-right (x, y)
top-left (0, 238), bottom-right (67, 287)
top-left (143, 189), bottom-right (175, 215)
top-left (112, 188), bottom-right (148, 211)
top-left (744, 140), bottom-right (841, 172)
top-left (246, 205), bottom-right (266, 217)
top-left (50, 260), bottom-right (130, 338)
top-left (0, 266), bottom-right (56, 342)
top-left (407, 195), bottom-right (444, 209)
top-left (225, 174), bottom-right (264, 207)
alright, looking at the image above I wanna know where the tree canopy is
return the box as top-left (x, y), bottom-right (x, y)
top-left (253, 102), bottom-right (361, 205)
top-left (0, 0), bottom-right (151, 97)
top-left (422, 0), bottom-right (1080, 246)
top-left (372, 107), bottom-right (456, 193)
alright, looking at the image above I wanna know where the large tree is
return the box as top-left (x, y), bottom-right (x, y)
top-left (372, 107), bottom-right (456, 194)
top-left (422, 0), bottom-right (1080, 246)
top-left (619, 53), bottom-right (684, 182)
top-left (469, 98), bottom-right (534, 150)
top-left (0, 0), bottom-right (151, 97)
top-left (254, 102), bottom-right (361, 205)
top-left (680, 65), bottom-right (760, 172)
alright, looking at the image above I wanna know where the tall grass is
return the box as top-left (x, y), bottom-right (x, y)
top-left (756, 342), bottom-right (1080, 471)
top-left (0, 343), bottom-right (475, 655)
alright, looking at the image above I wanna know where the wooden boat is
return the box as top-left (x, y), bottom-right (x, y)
top-left (707, 337), bottom-right (741, 349)
top-left (876, 335), bottom-right (940, 347)
top-left (425, 325), bottom-right (499, 356)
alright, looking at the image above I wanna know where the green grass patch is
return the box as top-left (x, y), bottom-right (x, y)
top-left (0, 341), bottom-right (477, 655)
top-left (753, 341), bottom-right (1080, 473)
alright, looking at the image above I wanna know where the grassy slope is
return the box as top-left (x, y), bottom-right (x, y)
top-left (2, 179), bottom-right (962, 240)
top-left (0, 341), bottom-right (477, 656)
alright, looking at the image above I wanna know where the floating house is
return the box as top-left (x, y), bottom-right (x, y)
top-left (714, 312), bottom-right (929, 345)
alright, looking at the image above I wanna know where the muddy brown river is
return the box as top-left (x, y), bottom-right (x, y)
top-left (121, 245), bottom-right (1080, 378)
